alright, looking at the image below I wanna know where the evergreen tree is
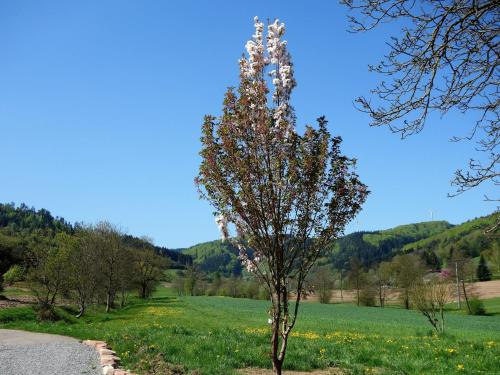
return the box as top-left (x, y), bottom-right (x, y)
top-left (476, 255), bottom-right (492, 282)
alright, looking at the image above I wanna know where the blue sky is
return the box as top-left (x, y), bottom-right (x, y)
top-left (0, 1), bottom-right (496, 248)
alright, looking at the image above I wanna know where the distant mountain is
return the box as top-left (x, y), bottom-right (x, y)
top-left (183, 214), bottom-right (498, 273)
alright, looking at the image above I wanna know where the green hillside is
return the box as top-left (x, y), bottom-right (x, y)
top-left (182, 240), bottom-right (242, 276)
top-left (183, 221), bottom-right (455, 273)
top-left (328, 221), bottom-right (453, 269)
top-left (403, 213), bottom-right (499, 261)
top-left (0, 203), bottom-right (192, 274)
top-left (363, 221), bottom-right (452, 247)
top-left (183, 214), bottom-right (498, 273)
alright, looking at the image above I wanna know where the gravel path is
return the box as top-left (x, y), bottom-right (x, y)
top-left (0, 329), bottom-right (102, 375)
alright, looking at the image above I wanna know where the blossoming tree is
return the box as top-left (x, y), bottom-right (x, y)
top-left (196, 17), bottom-right (368, 374)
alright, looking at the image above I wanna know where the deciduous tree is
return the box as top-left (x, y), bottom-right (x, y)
top-left (341, 0), bottom-right (499, 201)
top-left (133, 238), bottom-right (169, 299)
top-left (70, 228), bottom-right (101, 317)
top-left (26, 232), bottom-right (73, 318)
top-left (411, 274), bottom-right (452, 334)
top-left (196, 17), bottom-right (368, 374)
top-left (94, 222), bottom-right (124, 313)
top-left (483, 240), bottom-right (499, 275)
top-left (347, 256), bottom-right (365, 306)
top-left (311, 265), bottom-right (334, 304)
top-left (450, 250), bottom-right (475, 313)
top-left (390, 254), bottom-right (424, 309)
top-left (371, 261), bottom-right (392, 307)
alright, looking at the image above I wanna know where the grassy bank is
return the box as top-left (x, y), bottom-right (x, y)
top-left (1, 286), bottom-right (499, 375)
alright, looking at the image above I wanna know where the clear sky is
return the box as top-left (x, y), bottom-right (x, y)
top-left (0, 1), bottom-right (496, 248)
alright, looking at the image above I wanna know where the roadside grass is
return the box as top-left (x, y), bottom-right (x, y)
top-left (0, 286), bottom-right (499, 375)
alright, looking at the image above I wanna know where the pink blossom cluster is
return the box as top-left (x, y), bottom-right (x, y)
top-left (439, 269), bottom-right (452, 279)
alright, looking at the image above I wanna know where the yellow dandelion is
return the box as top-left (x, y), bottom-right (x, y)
top-left (457, 364), bottom-right (464, 371)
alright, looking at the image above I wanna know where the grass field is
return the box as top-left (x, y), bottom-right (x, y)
top-left (1, 286), bottom-right (499, 375)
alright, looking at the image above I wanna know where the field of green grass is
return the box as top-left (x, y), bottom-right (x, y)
top-left (1, 285), bottom-right (499, 375)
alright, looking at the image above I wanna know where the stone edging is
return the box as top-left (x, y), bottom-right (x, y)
top-left (82, 340), bottom-right (137, 375)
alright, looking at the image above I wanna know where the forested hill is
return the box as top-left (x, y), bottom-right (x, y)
top-left (2, 202), bottom-right (496, 277)
top-left (0, 203), bottom-right (191, 273)
top-left (327, 221), bottom-right (453, 269)
top-left (182, 240), bottom-right (243, 276)
top-left (0, 203), bottom-right (73, 235)
top-left (402, 214), bottom-right (499, 260)
top-left (183, 213), bottom-right (498, 275)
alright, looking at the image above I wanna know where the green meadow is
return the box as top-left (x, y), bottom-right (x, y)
top-left (1, 285), bottom-right (499, 375)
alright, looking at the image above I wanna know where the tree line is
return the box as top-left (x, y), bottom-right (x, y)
top-left (312, 249), bottom-right (494, 316)
top-left (170, 266), bottom-right (270, 300)
top-left (1, 222), bottom-right (168, 319)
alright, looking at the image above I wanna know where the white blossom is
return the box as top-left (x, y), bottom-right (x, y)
top-left (241, 17), bottom-right (265, 78)
top-left (215, 214), bottom-right (229, 241)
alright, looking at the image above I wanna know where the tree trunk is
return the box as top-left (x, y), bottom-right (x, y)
top-left (76, 302), bottom-right (85, 318)
top-left (340, 272), bottom-right (343, 302)
top-left (440, 307), bottom-right (445, 333)
top-left (461, 280), bottom-right (471, 313)
top-left (271, 311), bottom-right (282, 375)
top-left (379, 285), bottom-right (383, 307)
top-left (404, 290), bottom-right (410, 309)
top-left (106, 292), bottom-right (111, 313)
top-left (271, 328), bottom-right (282, 375)
top-left (120, 288), bottom-right (126, 308)
top-left (455, 261), bottom-right (461, 309)
top-left (272, 359), bottom-right (282, 375)
top-left (356, 279), bottom-right (360, 306)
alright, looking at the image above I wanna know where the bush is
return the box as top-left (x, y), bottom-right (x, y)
top-left (359, 287), bottom-right (377, 307)
top-left (34, 304), bottom-right (59, 321)
top-left (258, 286), bottom-right (270, 301)
top-left (468, 298), bottom-right (487, 316)
top-left (317, 289), bottom-right (332, 304)
top-left (3, 264), bottom-right (24, 286)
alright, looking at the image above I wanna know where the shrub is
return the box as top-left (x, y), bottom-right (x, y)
top-left (34, 304), bottom-right (59, 321)
top-left (3, 264), bottom-right (24, 285)
top-left (468, 298), bottom-right (487, 316)
top-left (359, 286), bottom-right (377, 307)
top-left (476, 255), bottom-right (492, 281)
